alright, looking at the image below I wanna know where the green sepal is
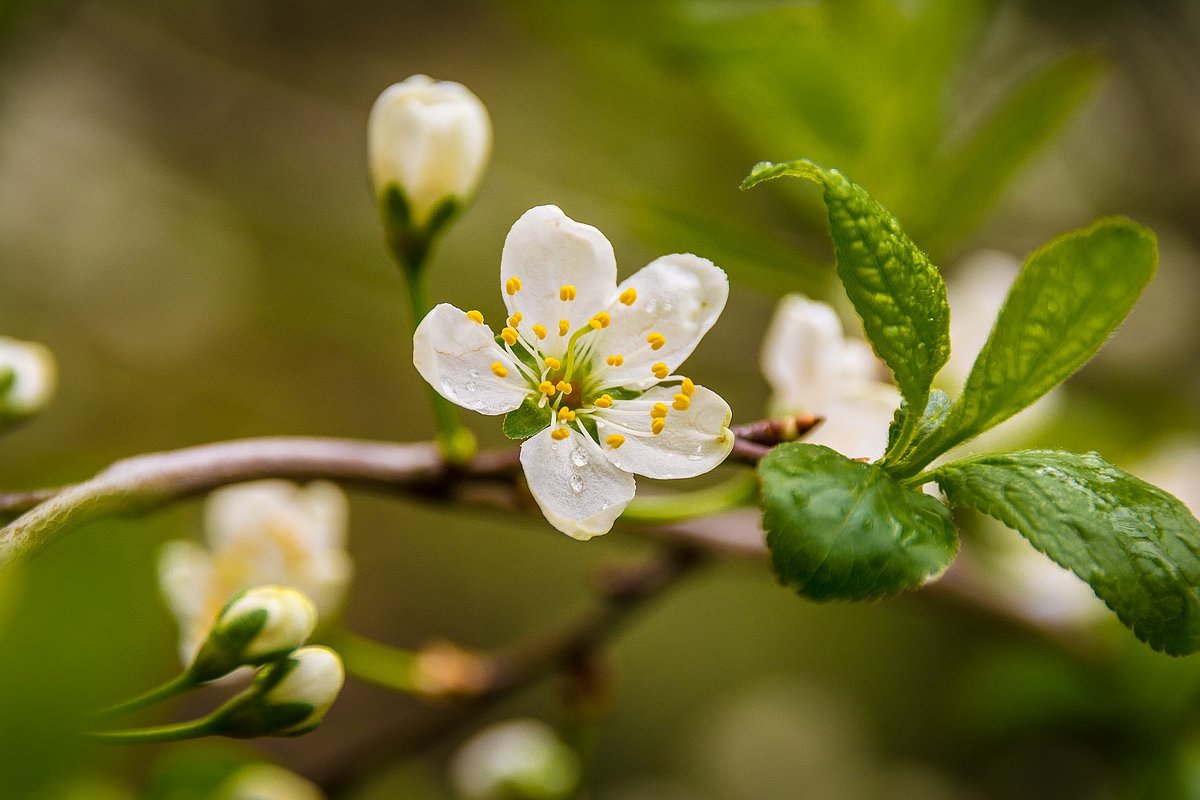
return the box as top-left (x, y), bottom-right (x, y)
top-left (503, 399), bottom-right (552, 440)
top-left (379, 184), bottom-right (461, 270)
top-left (936, 450), bottom-right (1200, 655)
top-left (188, 606), bottom-right (269, 683)
top-left (759, 442), bottom-right (958, 601)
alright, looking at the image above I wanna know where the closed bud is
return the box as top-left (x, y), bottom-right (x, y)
top-left (368, 75), bottom-right (491, 257)
top-left (450, 718), bottom-right (581, 800)
top-left (213, 646), bottom-right (344, 738)
top-left (214, 763), bottom-right (325, 800)
top-left (0, 336), bottom-right (56, 423)
top-left (189, 586), bottom-right (317, 683)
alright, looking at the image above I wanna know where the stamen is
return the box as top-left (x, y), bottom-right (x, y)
top-left (559, 285), bottom-right (577, 301)
top-left (508, 312), bottom-right (523, 327)
top-left (539, 381), bottom-right (556, 396)
top-left (551, 426), bottom-right (571, 441)
top-left (532, 324), bottom-right (548, 340)
top-left (619, 288), bottom-right (637, 306)
top-left (606, 434), bottom-right (625, 449)
top-left (647, 332), bottom-right (666, 350)
top-left (651, 362), bottom-right (669, 379)
top-left (557, 408), bottom-right (576, 422)
top-left (606, 354), bottom-right (624, 367)
top-left (466, 310), bottom-right (485, 324)
top-left (681, 377), bottom-right (696, 397)
top-left (490, 362), bottom-right (509, 378)
top-left (501, 327), bottom-right (519, 346)
top-left (650, 403), bottom-right (669, 419)
top-left (651, 418), bottom-right (666, 436)
top-left (555, 380), bottom-right (573, 395)
top-left (673, 393), bottom-right (691, 411)
top-left (544, 356), bottom-right (562, 371)
top-left (559, 319), bottom-right (570, 336)
top-left (593, 394), bottom-right (613, 408)
top-left (589, 312), bottom-right (611, 330)
top-left (506, 276), bottom-right (522, 295)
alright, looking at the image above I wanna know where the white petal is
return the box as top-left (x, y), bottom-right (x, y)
top-left (500, 206), bottom-right (618, 346)
top-left (594, 254), bottom-right (728, 390)
top-left (157, 540), bottom-right (216, 665)
top-left (413, 303), bottom-right (529, 415)
top-left (944, 250), bottom-right (1021, 389)
top-left (593, 385), bottom-right (734, 479)
top-left (801, 383), bottom-right (901, 462)
top-left (519, 427), bottom-right (635, 540)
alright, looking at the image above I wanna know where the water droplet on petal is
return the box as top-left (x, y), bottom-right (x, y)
top-left (440, 380), bottom-right (457, 399)
top-left (570, 474), bottom-right (584, 493)
top-left (688, 444), bottom-right (704, 461)
top-left (464, 381), bottom-right (477, 392)
top-left (570, 448), bottom-right (589, 467)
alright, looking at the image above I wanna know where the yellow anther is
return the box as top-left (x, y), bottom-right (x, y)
top-left (589, 312), bottom-right (611, 329)
top-left (593, 394), bottom-right (613, 408)
top-left (650, 402), bottom-right (669, 419)
top-left (559, 319), bottom-right (570, 336)
top-left (619, 287), bottom-right (638, 306)
top-left (551, 426), bottom-right (571, 441)
top-left (606, 434), bottom-right (626, 449)
top-left (539, 381), bottom-right (556, 396)
top-left (508, 312), bottom-right (523, 327)
top-left (681, 377), bottom-right (696, 397)
top-left (532, 323), bottom-right (548, 340)
top-left (555, 380), bottom-right (573, 395)
top-left (559, 284), bottom-right (577, 301)
top-left (557, 407), bottom-right (576, 422)
top-left (501, 327), bottom-right (519, 346)
top-left (544, 356), bottom-right (562, 370)
top-left (506, 276), bottom-right (522, 295)
top-left (652, 418), bottom-right (666, 436)
top-left (606, 354), bottom-right (624, 367)
top-left (647, 332), bottom-right (666, 350)
top-left (490, 361), bottom-right (508, 378)
top-left (673, 393), bottom-right (691, 411)
top-left (651, 362), bottom-right (669, 379)
top-left (466, 309), bottom-right (485, 324)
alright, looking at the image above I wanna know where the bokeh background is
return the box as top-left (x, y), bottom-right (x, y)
top-left (1, 0), bottom-right (1200, 797)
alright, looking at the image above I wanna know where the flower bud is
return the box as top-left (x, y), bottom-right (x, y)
top-left (214, 763), bottom-right (325, 800)
top-left (213, 646), bottom-right (344, 738)
top-left (0, 336), bottom-right (56, 423)
top-left (188, 586), bottom-right (317, 683)
top-left (368, 74), bottom-right (491, 249)
top-left (450, 718), bottom-right (581, 800)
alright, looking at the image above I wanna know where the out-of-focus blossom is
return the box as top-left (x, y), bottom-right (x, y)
top-left (159, 480), bottom-right (352, 665)
top-left (215, 646), bottom-right (344, 738)
top-left (0, 336), bottom-right (56, 423)
top-left (214, 763), bottom-right (325, 800)
top-left (189, 586), bottom-right (317, 682)
top-left (450, 718), bottom-right (581, 800)
top-left (1132, 437), bottom-right (1200, 516)
top-left (414, 205), bottom-right (733, 539)
top-left (368, 75), bottom-right (491, 231)
top-left (759, 294), bottom-right (899, 461)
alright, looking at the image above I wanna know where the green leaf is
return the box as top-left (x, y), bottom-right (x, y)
top-left (742, 159), bottom-right (950, 458)
top-left (759, 442), bottom-right (958, 601)
top-left (936, 450), bottom-right (1200, 655)
top-left (886, 389), bottom-right (952, 460)
top-left (502, 399), bottom-right (551, 440)
top-left (901, 218), bottom-right (1157, 473)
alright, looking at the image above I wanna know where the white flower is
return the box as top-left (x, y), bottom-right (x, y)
top-left (215, 764), bottom-right (325, 800)
top-left (214, 646), bottom-right (345, 738)
top-left (368, 75), bottom-right (491, 229)
top-left (450, 718), bottom-right (581, 800)
top-left (189, 586), bottom-right (317, 682)
top-left (413, 205), bottom-right (734, 540)
top-left (0, 336), bottom-right (56, 419)
top-left (159, 480), bottom-right (352, 666)
top-left (759, 294), bottom-right (900, 461)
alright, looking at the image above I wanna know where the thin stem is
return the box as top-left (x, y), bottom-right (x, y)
top-left (622, 472), bottom-right (759, 524)
top-left (94, 672), bottom-right (195, 720)
top-left (88, 715), bottom-right (218, 745)
top-left (323, 628), bottom-right (422, 693)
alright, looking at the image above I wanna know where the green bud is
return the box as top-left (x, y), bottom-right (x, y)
top-left (450, 719), bottom-right (581, 800)
top-left (189, 586), bottom-right (317, 683)
top-left (212, 646), bottom-right (344, 738)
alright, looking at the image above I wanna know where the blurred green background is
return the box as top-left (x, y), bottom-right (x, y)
top-left (2, 0), bottom-right (1200, 797)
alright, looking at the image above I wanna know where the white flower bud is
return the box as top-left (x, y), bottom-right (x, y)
top-left (450, 718), bottom-right (581, 800)
top-left (214, 764), bottom-right (325, 800)
top-left (214, 646), bottom-right (344, 738)
top-left (189, 586), bottom-right (317, 682)
top-left (0, 336), bottom-right (56, 421)
top-left (368, 74), bottom-right (491, 234)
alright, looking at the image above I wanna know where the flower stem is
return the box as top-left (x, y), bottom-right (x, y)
top-left (88, 715), bottom-right (219, 745)
top-left (621, 472), bottom-right (759, 524)
top-left (400, 253), bottom-right (476, 465)
top-left (94, 672), bottom-right (196, 720)
top-left (323, 628), bottom-right (423, 693)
